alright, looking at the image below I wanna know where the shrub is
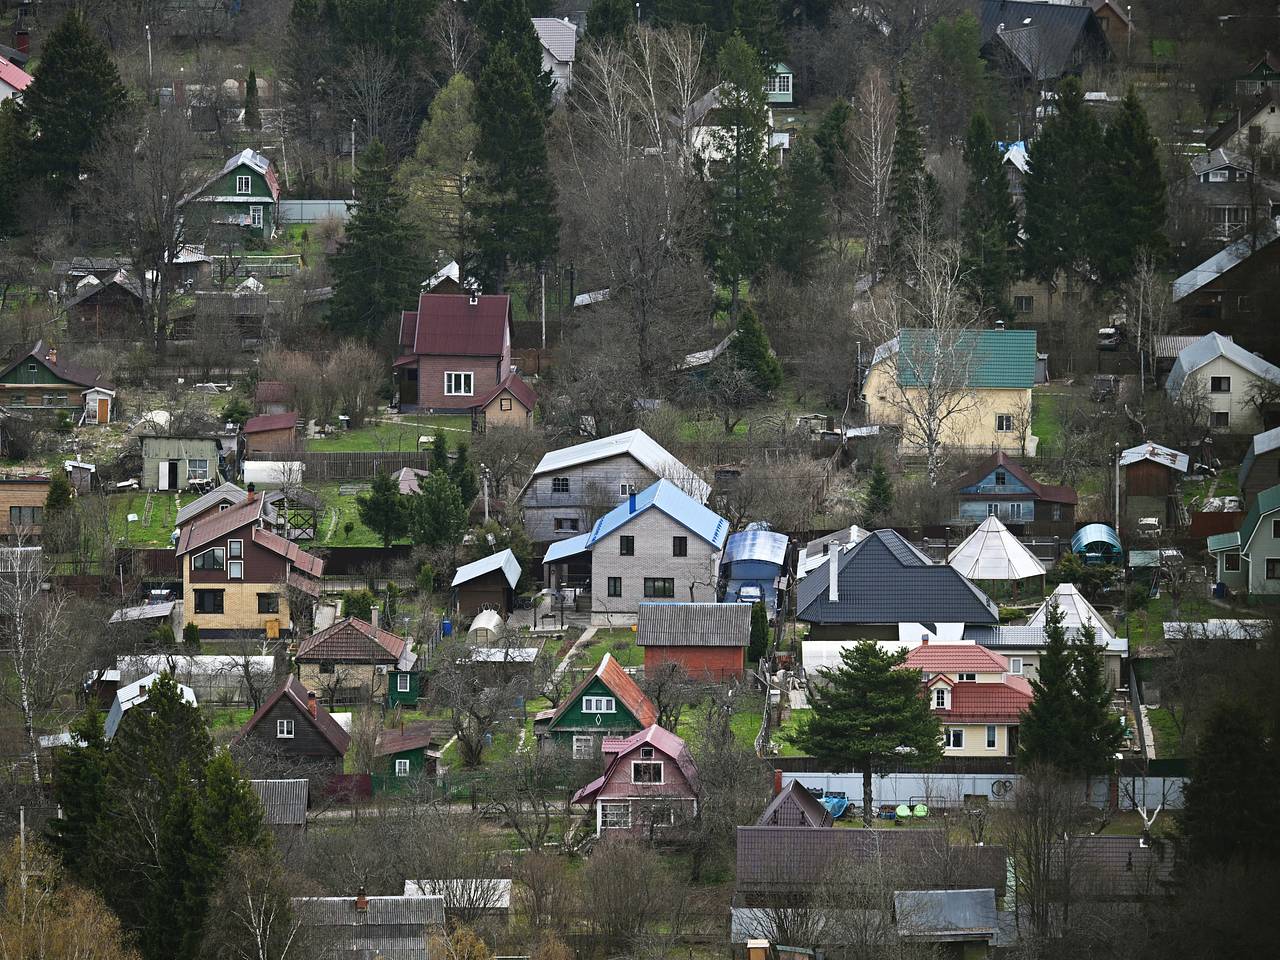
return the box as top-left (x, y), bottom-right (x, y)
top-left (182, 622), bottom-right (200, 647)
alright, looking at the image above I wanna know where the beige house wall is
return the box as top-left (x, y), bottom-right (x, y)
top-left (297, 661), bottom-right (386, 699)
top-left (939, 721), bottom-right (1012, 757)
top-left (1182, 358), bottom-right (1271, 434)
top-left (182, 580), bottom-right (290, 633)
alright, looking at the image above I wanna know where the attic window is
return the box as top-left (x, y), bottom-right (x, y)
top-left (1209, 170), bottom-right (1229, 182)
top-left (26, 363), bottom-right (35, 373)
top-left (933, 687), bottom-right (949, 710)
top-left (236, 175), bottom-right (252, 194)
top-left (995, 471), bottom-right (1006, 486)
top-left (640, 747), bottom-right (654, 760)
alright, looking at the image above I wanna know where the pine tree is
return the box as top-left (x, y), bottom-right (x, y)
top-left (1068, 622), bottom-right (1125, 776)
top-left (472, 0), bottom-right (555, 110)
top-left (731, 0), bottom-right (787, 67)
top-left (17, 9), bottom-right (127, 200)
top-left (705, 34), bottom-right (776, 321)
top-left (588, 0), bottom-right (633, 42)
top-left (472, 39), bottom-right (559, 286)
top-left (47, 707), bottom-right (107, 882)
top-left (730, 307), bottom-right (783, 394)
top-left (1018, 599), bottom-right (1080, 768)
top-left (44, 470), bottom-right (74, 516)
top-left (357, 471), bottom-right (409, 549)
top-left (887, 82), bottom-right (940, 271)
top-left (450, 441), bottom-right (480, 505)
top-left (1023, 77), bottom-right (1102, 285)
top-left (243, 68), bottom-right (262, 131)
top-left (961, 110), bottom-right (1019, 319)
top-left (1094, 89), bottom-right (1166, 288)
top-left (748, 601), bottom-right (769, 662)
top-left (774, 138), bottom-right (827, 280)
top-left (791, 641), bottom-right (943, 824)
top-left (408, 471), bottom-right (468, 549)
top-left (813, 99), bottom-right (852, 192)
top-left (864, 462), bottom-right (893, 523)
top-left (430, 433), bottom-right (451, 473)
top-left (328, 140), bottom-right (420, 342)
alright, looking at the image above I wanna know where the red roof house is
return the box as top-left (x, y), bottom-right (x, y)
top-left (395, 293), bottom-right (512, 412)
top-left (0, 55), bottom-right (32, 101)
top-left (472, 372), bottom-right (537, 429)
top-left (572, 724), bottom-right (699, 837)
top-left (242, 411), bottom-right (299, 455)
top-left (294, 616), bottom-right (417, 704)
top-left (905, 642), bottom-right (1031, 757)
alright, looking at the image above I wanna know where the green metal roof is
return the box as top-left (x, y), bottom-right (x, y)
top-left (1206, 532), bottom-right (1240, 553)
top-left (897, 328), bottom-right (1037, 390)
top-left (1239, 483), bottom-right (1280, 551)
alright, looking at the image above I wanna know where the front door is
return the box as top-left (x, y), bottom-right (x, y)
top-left (96, 397), bottom-right (109, 423)
top-left (167, 460), bottom-right (179, 490)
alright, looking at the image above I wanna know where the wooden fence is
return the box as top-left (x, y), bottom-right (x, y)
top-left (245, 450), bottom-right (433, 481)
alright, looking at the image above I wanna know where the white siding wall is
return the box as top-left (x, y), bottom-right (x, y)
top-left (520, 454), bottom-right (660, 543)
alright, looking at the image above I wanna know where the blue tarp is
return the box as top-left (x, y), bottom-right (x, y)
top-left (821, 795), bottom-right (849, 819)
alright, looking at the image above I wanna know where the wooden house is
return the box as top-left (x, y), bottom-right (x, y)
top-left (0, 341), bottom-right (115, 424)
top-left (1120, 442), bottom-right (1189, 522)
top-left (756, 779), bottom-right (832, 828)
top-left (394, 293), bottom-right (512, 412)
top-left (472, 373), bottom-right (537, 430)
top-left (766, 62), bottom-right (793, 104)
top-left (977, 0), bottom-right (1110, 82)
top-left (450, 549), bottom-right (520, 618)
top-left (294, 616), bottom-right (417, 706)
top-left (952, 452), bottom-right (1077, 537)
top-left (242, 412), bottom-right (299, 456)
top-left (180, 149), bottom-right (281, 240)
top-left (1206, 89), bottom-right (1280, 153)
top-left (141, 435), bottom-right (222, 491)
top-left (234, 676), bottom-right (351, 777)
top-left (636, 602), bottom-right (750, 681)
top-left (0, 474), bottom-right (49, 539)
top-left (373, 722), bottom-right (442, 789)
top-left (1238, 426), bottom-right (1280, 508)
top-left (571, 724), bottom-right (699, 838)
top-left (63, 270), bottom-right (145, 337)
top-left (254, 380), bottom-right (292, 415)
top-left (534, 653), bottom-right (657, 758)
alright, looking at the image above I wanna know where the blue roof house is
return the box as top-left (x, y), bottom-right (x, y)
top-left (721, 527), bottom-right (789, 619)
top-left (542, 479), bottom-right (729, 627)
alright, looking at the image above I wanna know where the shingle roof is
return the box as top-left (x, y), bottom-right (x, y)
top-left (451, 549), bottom-right (521, 590)
top-left (548, 653), bottom-right (657, 730)
top-left (249, 779), bottom-right (309, 825)
top-left (636, 601), bottom-right (751, 647)
top-left (723, 528), bottom-right (789, 566)
top-left (796, 530), bottom-right (999, 626)
top-left (395, 467), bottom-right (430, 495)
top-left (296, 617), bottom-right (406, 664)
top-left (1173, 219), bottom-right (1280, 300)
top-left (532, 17), bottom-right (577, 62)
top-left (293, 893), bottom-right (445, 960)
top-left (402, 293), bottom-right (510, 358)
top-left (977, 1), bottom-right (1103, 80)
top-left (176, 495), bottom-right (264, 555)
top-left (894, 889), bottom-right (997, 940)
top-left (235, 676), bottom-right (351, 755)
top-left (472, 372), bottom-right (537, 412)
top-left (528, 429), bottom-right (710, 502)
top-left (62, 269), bottom-right (145, 309)
top-left (243, 411), bottom-right (298, 434)
top-left (1167, 332), bottom-right (1280, 398)
top-left (175, 481), bottom-right (247, 527)
top-left (953, 451), bottom-right (1078, 504)
top-left (255, 380), bottom-right (290, 404)
top-left (1070, 835), bottom-right (1176, 898)
top-left (755, 780), bottom-right (832, 828)
top-left (571, 724), bottom-right (697, 805)
top-left (585, 479), bottom-right (729, 550)
top-left (375, 722), bottom-right (445, 757)
top-left (904, 644), bottom-right (1011, 674)
top-left (890, 328), bottom-right (1037, 390)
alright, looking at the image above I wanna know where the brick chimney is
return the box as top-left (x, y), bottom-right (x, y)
top-left (921, 632), bottom-right (929, 646)
top-left (370, 607), bottom-right (379, 630)
top-left (307, 691), bottom-right (318, 719)
top-left (246, 482), bottom-right (256, 502)
top-left (354, 886), bottom-right (368, 912)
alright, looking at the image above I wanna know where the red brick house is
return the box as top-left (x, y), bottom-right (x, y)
top-left (243, 412), bottom-right (299, 456)
top-left (572, 724), bottom-right (699, 837)
top-left (394, 293), bottom-right (512, 412)
top-left (636, 602), bottom-right (750, 681)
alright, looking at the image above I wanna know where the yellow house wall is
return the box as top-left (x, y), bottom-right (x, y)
top-left (297, 661), bottom-right (387, 699)
top-left (863, 362), bottom-right (1032, 453)
top-left (941, 722), bottom-right (1011, 757)
top-left (182, 580), bottom-right (290, 633)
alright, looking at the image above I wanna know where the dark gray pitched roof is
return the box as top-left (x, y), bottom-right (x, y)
top-left (755, 781), bottom-right (832, 828)
top-left (978, 1), bottom-right (1107, 80)
top-left (1070, 835), bottom-right (1176, 899)
top-left (249, 779), bottom-right (308, 825)
top-left (796, 530), bottom-right (999, 626)
top-left (636, 601), bottom-right (751, 647)
top-left (294, 895), bottom-right (445, 960)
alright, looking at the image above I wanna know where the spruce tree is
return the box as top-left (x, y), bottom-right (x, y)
top-left (450, 441), bottom-right (480, 505)
top-left (18, 9), bottom-right (127, 201)
top-left (864, 462), bottom-right (893, 523)
top-left (731, 0), bottom-right (787, 67)
top-left (408, 471), bottom-right (469, 548)
top-left (328, 140), bottom-right (420, 342)
top-left (472, 39), bottom-right (559, 286)
top-left (145, 770), bottom-right (199, 960)
top-left (47, 706), bottom-right (107, 882)
top-left (473, 0), bottom-right (555, 110)
top-left (588, 0), bottom-right (633, 42)
top-left (243, 68), bottom-right (262, 131)
top-left (1018, 599), bottom-right (1080, 768)
top-left (793, 641), bottom-right (943, 825)
top-left (731, 307), bottom-right (783, 394)
top-left (813, 99), bottom-right (852, 192)
top-left (1022, 77), bottom-right (1102, 285)
top-left (1094, 89), bottom-right (1166, 288)
top-left (1068, 622), bottom-right (1124, 776)
top-left (748, 600), bottom-right (770, 662)
top-left (0, 101), bottom-right (25, 233)
top-left (887, 82), bottom-right (940, 271)
top-left (430, 432), bottom-right (451, 473)
top-left (705, 34), bottom-right (776, 321)
top-left (44, 470), bottom-right (74, 516)
top-left (961, 110), bottom-right (1019, 319)
top-left (774, 138), bottom-right (827, 281)
top-left (357, 471), bottom-right (409, 549)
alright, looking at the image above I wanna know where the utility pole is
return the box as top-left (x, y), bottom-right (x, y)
top-left (350, 118), bottom-right (357, 199)
top-left (1114, 442), bottom-right (1121, 531)
top-left (540, 269), bottom-right (546, 350)
top-left (145, 25), bottom-right (153, 97)
top-left (481, 464), bottom-right (491, 524)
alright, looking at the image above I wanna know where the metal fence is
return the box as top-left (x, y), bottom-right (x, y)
top-left (278, 199), bottom-right (353, 223)
top-left (212, 254), bottom-right (302, 278)
top-left (244, 451), bottom-right (434, 481)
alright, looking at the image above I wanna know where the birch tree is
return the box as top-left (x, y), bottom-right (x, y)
top-left (847, 67), bottom-right (896, 278)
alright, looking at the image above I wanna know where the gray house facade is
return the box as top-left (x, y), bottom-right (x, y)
top-left (141, 435), bottom-right (222, 492)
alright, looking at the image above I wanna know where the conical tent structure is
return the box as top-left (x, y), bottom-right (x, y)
top-left (1027, 582), bottom-right (1116, 641)
top-left (947, 516), bottom-right (1046, 581)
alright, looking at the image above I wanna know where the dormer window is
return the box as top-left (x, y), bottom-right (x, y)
top-left (933, 687), bottom-right (949, 710)
top-left (236, 174), bottom-right (252, 194)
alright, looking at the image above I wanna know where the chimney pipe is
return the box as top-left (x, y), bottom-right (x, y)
top-left (307, 691), bottom-right (318, 719)
top-left (370, 607), bottom-right (379, 630)
top-left (628, 492), bottom-right (636, 513)
top-left (246, 482), bottom-right (256, 502)
top-left (355, 886), bottom-right (368, 911)
top-left (773, 768), bottom-right (783, 796)
top-left (827, 553), bottom-right (838, 604)
top-left (921, 632), bottom-right (929, 646)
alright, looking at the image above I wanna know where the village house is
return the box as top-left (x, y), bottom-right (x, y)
top-left (1236, 50), bottom-right (1280, 97)
top-left (234, 676), bottom-right (351, 778)
top-left (905, 643), bottom-right (1032, 758)
top-left (104, 672), bottom-right (198, 739)
top-left (541, 478), bottom-right (728, 626)
top-left (1166, 332), bottom-right (1280, 434)
top-left (636, 602), bottom-right (750, 681)
top-left (0, 54), bottom-right (32, 102)
top-left (755, 779), bottom-right (832, 828)
top-left (519, 428), bottom-right (710, 547)
top-left (952, 451), bottom-right (1078, 537)
top-left (242, 412), bottom-right (299, 456)
top-left (62, 270), bottom-right (145, 337)
top-left (1185, 148), bottom-right (1280, 241)
top-left (1120, 442), bottom-right (1189, 523)
top-left (1207, 483), bottom-right (1280, 598)
top-left (532, 17), bottom-right (576, 101)
top-left (976, 0), bottom-right (1110, 83)
top-left (472, 372), bottom-right (537, 430)
top-left (1206, 88), bottom-right (1280, 153)
top-left (862, 328), bottom-right (1038, 455)
top-left (0, 474), bottom-right (49, 540)
top-left (394, 292), bottom-right (512, 412)
top-left (451, 548), bottom-right (521, 618)
top-left (534, 653), bottom-right (658, 758)
top-left (1238, 425), bottom-right (1280, 507)
top-left (0, 341), bottom-right (115, 424)
top-left (180, 148), bottom-right (281, 240)
top-left (292, 893), bottom-right (444, 960)
top-left (175, 491), bottom-right (324, 638)
top-left (572, 725), bottom-right (700, 838)
top-left (294, 615), bottom-right (418, 706)
top-left (373, 723), bottom-right (442, 788)
top-left (254, 380), bottom-right (292, 415)
top-left (175, 481), bottom-right (248, 527)
top-left (140, 435), bottom-right (222, 491)
top-left (766, 62), bottom-right (794, 104)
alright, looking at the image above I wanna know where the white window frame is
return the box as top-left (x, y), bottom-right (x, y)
top-left (573, 735), bottom-right (594, 759)
top-left (601, 801), bottom-right (631, 829)
top-left (987, 503), bottom-right (999, 517)
top-left (276, 719), bottom-right (295, 739)
top-left (192, 547), bottom-right (226, 571)
top-left (250, 205), bottom-right (263, 228)
top-left (187, 458), bottom-right (210, 482)
top-left (1008, 502), bottom-right (1024, 520)
top-left (395, 758), bottom-right (410, 777)
top-left (986, 725), bottom-right (998, 749)
top-left (397, 673), bottom-right (411, 693)
top-left (1009, 657), bottom-right (1023, 675)
top-left (228, 560), bottom-right (244, 580)
top-left (619, 482), bottom-right (636, 497)
top-left (1208, 169), bottom-right (1229, 182)
top-left (996, 414), bottom-right (1014, 432)
top-left (583, 696), bottom-right (616, 714)
top-left (945, 727), bottom-right (964, 749)
top-left (444, 371), bottom-right (474, 396)
top-left (236, 174), bottom-right (252, 194)
top-left (632, 760), bottom-right (664, 784)
top-left (933, 687), bottom-right (949, 710)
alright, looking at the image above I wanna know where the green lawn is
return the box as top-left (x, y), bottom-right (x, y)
top-left (769, 709), bottom-right (808, 757)
top-left (309, 482), bottom-right (395, 547)
top-left (307, 414), bottom-right (471, 453)
top-left (1146, 707), bottom-right (1182, 759)
top-left (1125, 591), bottom-right (1218, 649)
top-left (574, 628), bottom-right (644, 668)
top-left (675, 695), bottom-right (763, 753)
top-left (1031, 390), bottom-right (1065, 453)
top-left (1180, 466), bottom-right (1238, 511)
top-left (110, 491), bottom-right (199, 546)
top-left (206, 707), bottom-right (254, 731)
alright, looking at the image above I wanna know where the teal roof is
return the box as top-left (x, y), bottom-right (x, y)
top-left (1206, 531), bottom-right (1241, 553)
top-left (897, 328), bottom-right (1037, 390)
top-left (1239, 483), bottom-right (1280, 551)
top-left (774, 62), bottom-right (793, 74)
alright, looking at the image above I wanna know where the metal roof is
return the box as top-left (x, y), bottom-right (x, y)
top-left (1118, 443), bottom-right (1189, 472)
top-left (249, 779), bottom-right (308, 825)
top-left (1002, 141), bottom-right (1029, 173)
top-left (108, 602), bottom-right (176, 624)
top-left (175, 481), bottom-right (247, 527)
top-left (1026, 583), bottom-right (1116, 641)
top-left (1239, 425), bottom-right (1280, 491)
top-left (403, 293), bottom-right (510, 358)
top-left (542, 532), bottom-right (591, 563)
top-left (529, 429), bottom-right (710, 502)
top-left (755, 780), bottom-right (833, 828)
top-left (968, 624), bottom-right (1128, 656)
top-left (293, 894), bottom-right (445, 960)
top-left (1167, 332), bottom-right (1280, 398)
top-left (1164, 619), bottom-right (1270, 640)
top-left (585, 479), bottom-right (728, 550)
top-left (636, 601), bottom-right (751, 647)
top-left (1206, 530), bottom-right (1241, 553)
top-left (105, 672), bottom-right (197, 739)
top-left (894, 889), bottom-right (997, 940)
top-left (1173, 219), bottom-right (1280, 301)
top-left (892, 328), bottom-right (1037, 390)
top-left (977, 0), bottom-right (1103, 80)
top-left (451, 548), bottom-right (520, 590)
top-left (723, 528), bottom-right (789, 566)
top-left (403, 879), bottom-right (512, 910)
top-left (532, 17), bottom-right (577, 63)
top-left (947, 516), bottom-right (1046, 581)
top-left (1238, 482), bottom-right (1280, 552)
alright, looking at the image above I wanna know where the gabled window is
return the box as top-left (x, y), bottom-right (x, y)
top-left (236, 174), bottom-right (252, 194)
top-left (619, 535), bottom-right (635, 556)
top-left (228, 539), bottom-right (243, 559)
top-left (1210, 376), bottom-right (1231, 393)
top-left (228, 560), bottom-right (244, 580)
top-left (583, 696), bottom-right (616, 714)
top-left (672, 536), bottom-right (688, 557)
top-left (276, 719), bottom-right (294, 739)
top-left (933, 687), bottom-right (949, 709)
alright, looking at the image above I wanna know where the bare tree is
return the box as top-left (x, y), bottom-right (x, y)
top-left (481, 745), bottom-right (574, 853)
top-left (513, 852), bottom-right (578, 934)
top-left (846, 67), bottom-right (897, 278)
top-left (582, 840), bottom-right (688, 952)
top-left (427, 3), bottom-right (479, 80)
top-left (201, 845), bottom-right (310, 960)
top-left (327, 340), bottom-right (386, 429)
top-left (639, 662), bottom-right (698, 731)
top-left (338, 45), bottom-right (415, 156)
